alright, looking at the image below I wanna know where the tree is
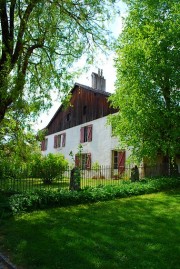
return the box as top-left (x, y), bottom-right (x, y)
top-left (0, 112), bottom-right (42, 164)
top-left (0, 0), bottom-right (118, 124)
top-left (109, 0), bottom-right (180, 163)
top-left (0, 112), bottom-right (43, 179)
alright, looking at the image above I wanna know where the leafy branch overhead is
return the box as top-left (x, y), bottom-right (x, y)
top-left (0, 0), bottom-right (118, 123)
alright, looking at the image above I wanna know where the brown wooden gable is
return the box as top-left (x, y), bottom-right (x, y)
top-left (46, 83), bottom-right (117, 135)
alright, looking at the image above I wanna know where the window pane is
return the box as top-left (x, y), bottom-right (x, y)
top-left (45, 139), bottom-right (48, 150)
top-left (57, 135), bottom-right (61, 147)
top-left (84, 127), bottom-right (88, 142)
top-left (83, 106), bottom-right (87, 115)
top-left (81, 154), bottom-right (87, 170)
top-left (113, 151), bottom-right (118, 169)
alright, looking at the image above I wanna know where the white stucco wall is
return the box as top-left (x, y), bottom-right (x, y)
top-left (43, 116), bottom-right (131, 166)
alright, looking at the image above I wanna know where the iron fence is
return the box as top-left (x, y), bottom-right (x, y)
top-left (0, 164), bottom-right (179, 193)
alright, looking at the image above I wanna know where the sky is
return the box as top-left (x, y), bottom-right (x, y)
top-left (35, 1), bottom-right (127, 130)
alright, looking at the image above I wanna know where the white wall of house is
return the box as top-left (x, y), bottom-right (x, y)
top-left (42, 116), bottom-right (131, 167)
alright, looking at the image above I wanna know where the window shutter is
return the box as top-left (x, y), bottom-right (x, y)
top-left (86, 153), bottom-right (91, 169)
top-left (57, 135), bottom-right (60, 148)
top-left (80, 127), bottom-right (84, 143)
top-left (87, 125), bottom-right (92, 142)
top-left (62, 133), bottom-right (66, 147)
top-left (41, 140), bottom-right (45, 151)
top-left (118, 151), bottom-right (125, 175)
top-left (54, 135), bottom-right (58, 148)
top-left (75, 155), bottom-right (80, 168)
top-left (45, 139), bottom-right (48, 150)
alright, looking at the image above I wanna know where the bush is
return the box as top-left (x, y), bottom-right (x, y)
top-left (8, 177), bottom-right (180, 214)
top-left (0, 159), bottom-right (27, 180)
top-left (30, 153), bottom-right (68, 184)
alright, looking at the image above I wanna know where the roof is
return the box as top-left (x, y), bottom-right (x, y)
top-left (43, 83), bottom-right (111, 129)
top-left (45, 83), bottom-right (112, 129)
top-left (74, 83), bottom-right (111, 97)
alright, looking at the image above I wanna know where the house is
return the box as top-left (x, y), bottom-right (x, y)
top-left (41, 70), bottom-right (132, 176)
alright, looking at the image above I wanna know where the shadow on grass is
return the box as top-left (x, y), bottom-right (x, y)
top-left (1, 190), bottom-right (180, 269)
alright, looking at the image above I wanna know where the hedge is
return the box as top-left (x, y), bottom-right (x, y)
top-left (8, 177), bottom-right (180, 214)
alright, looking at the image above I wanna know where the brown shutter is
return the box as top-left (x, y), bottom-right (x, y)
top-left (118, 151), bottom-right (125, 175)
top-left (54, 135), bottom-right (58, 148)
top-left (80, 127), bottom-right (84, 143)
top-left (75, 155), bottom-right (80, 168)
top-left (45, 139), bottom-right (48, 150)
top-left (87, 125), bottom-right (92, 142)
top-left (62, 133), bottom-right (66, 147)
top-left (41, 140), bottom-right (45, 151)
top-left (86, 153), bottom-right (91, 169)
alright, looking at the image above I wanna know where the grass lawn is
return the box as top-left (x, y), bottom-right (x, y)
top-left (0, 189), bottom-right (180, 269)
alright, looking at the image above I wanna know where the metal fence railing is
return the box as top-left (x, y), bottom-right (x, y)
top-left (0, 164), bottom-right (179, 193)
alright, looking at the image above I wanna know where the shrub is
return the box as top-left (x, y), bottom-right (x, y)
top-left (30, 153), bottom-right (68, 184)
top-left (8, 177), bottom-right (180, 214)
top-left (0, 159), bottom-right (11, 180)
top-left (0, 158), bottom-right (27, 180)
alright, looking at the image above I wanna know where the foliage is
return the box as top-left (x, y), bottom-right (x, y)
top-left (109, 0), bottom-right (180, 162)
top-left (92, 161), bottom-right (104, 179)
top-left (30, 153), bottom-right (68, 184)
top-left (0, 0), bottom-right (118, 125)
top-left (0, 159), bottom-right (24, 181)
top-left (69, 144), bottom-right (83, 190)
top-left (0, 192), bottom-right (12, 220)
top-left (92, 161), bottom-right (100, 171)
top-left (0, 116), bottom-right (44, 180)
top-left (69, 144), bottom-right (83, 165)
top-left (8, 177), bottom-right (180, 214)
top-left (0, 114), bottom-right (42, 169)
top-left (0, 152), bottom-right (68, 185)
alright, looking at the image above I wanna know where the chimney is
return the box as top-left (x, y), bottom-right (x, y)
top-left (91, 69), bottom-right (106, 91)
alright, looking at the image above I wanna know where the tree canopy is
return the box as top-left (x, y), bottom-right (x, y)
top-left (109, 0), bottom-right (180, 163)
top-left (0, 0), bottom-right (118, 124)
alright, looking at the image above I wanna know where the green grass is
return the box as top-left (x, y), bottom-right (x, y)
top-left (1, 189), bottom-right (180, 269)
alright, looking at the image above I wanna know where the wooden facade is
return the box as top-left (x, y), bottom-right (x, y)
top-left (46, 83), bottom-right (117, 135)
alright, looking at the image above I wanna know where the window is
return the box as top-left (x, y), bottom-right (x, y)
top-left (113, 151), bottom-right (118, 169)
top-left (80, 125), bottom-right (92, 143)
top-left (82, 106), bottom-right (87, 123)
top-left (41, 138), bottom-right (48, 151)
top-left (54, 133), bottom-right (66, 148)
top-left (83, 106), bottom-right (87, 115)
top-left (66, 113), bottom-right (71, 122)
top-left (45, 139), bottom-right (48, 150)
top-left (112, 150), bottom-right (125, 175)
top-left (75, 153), bottom-right (91, 170)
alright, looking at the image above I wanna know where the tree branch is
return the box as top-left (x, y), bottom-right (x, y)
top-left (0, 42), bottom-right (43, 121)
top-left (9, 0), bottom-right (16, 54)
top-left (22, 43), bottom-right (44, 75)
top-left (12, 0), bottom-right (39, 67)
top-left (0, 0), bottom-right (10, 62)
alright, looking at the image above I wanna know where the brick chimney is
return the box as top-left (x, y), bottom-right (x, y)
top-left (91, 69), bottom-right (106, 91)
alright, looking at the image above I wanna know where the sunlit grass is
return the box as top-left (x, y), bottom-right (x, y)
top-left (1, 189), bottom-right (180, 269)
